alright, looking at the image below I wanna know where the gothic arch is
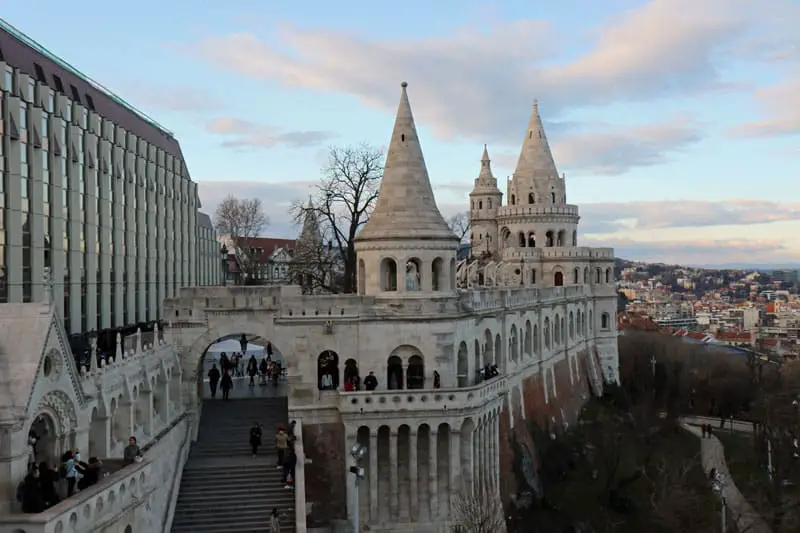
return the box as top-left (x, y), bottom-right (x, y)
top-left (381, 257), bottom-right (398, 291)
top-left (554, 271), bottom-right (564, 287)
top-left (318, 350), bottom-right (340, 390)
top-left (524, 320), bottom-right (532, 356)
top-left (509, 325), bottom-right (519, 362)
top-left (543, 318), bottom-right (551, 349)
top-left (33, 390), bottom-right (78, 437)
top-left (457, 342), bottom-right (469, 387)
top-left (605, 267), bottom-right (612, 284)
top-left (554, 314), bottom-right (561, 345)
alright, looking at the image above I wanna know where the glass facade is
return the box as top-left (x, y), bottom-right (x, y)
top-left (0, 61), bottom-right (221, 334)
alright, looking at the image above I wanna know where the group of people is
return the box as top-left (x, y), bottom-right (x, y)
top-left (249, 421), bottom-right (298, 533)
top-left (208, 352), bottom-right (285, 400)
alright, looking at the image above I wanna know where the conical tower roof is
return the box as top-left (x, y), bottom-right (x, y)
top-left (298, 196), bottom-right (322, 247)
top-left (356, 82), bottom-right (458, 243)
top-left (472, 144), bottom-right (500, 192)
top-left (512, 99), bottom-right (560, 183)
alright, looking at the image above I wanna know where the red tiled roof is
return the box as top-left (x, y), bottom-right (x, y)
top-left (238, 237), bottom-right (297, 262)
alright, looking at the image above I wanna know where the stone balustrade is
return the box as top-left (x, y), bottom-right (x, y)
top-left (0, 459), bottom-right (153, 533)
top-left (79, 325), bottom-right (175, 381)
top-left (461, 284), bottom-right (591, 313)
top-left (340, 376), bottom-right (508, 415)
top-left (492, 204), bottom-right (580, 218)
top-left (501, 246), bottom-right (615, 261)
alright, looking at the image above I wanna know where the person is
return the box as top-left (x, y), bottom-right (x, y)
top-left (62, 450), bottom-right (79, 496)
top-left (259, 358), bottom-right (269, 386)
top-left (247, 356), bottom-right (258, 387)
top-left (19, 467), bottom-right (45, 513)
top-left (123, 436), bottom-right (142, 465)
top-left (221, 370), bottom-right (234, 401)
top-left (207, 363), bottom-right (221, 399)
top-left (283, 448), bottom-right (297, 488)
top-left (275, 426), bottom-right (289, 468)
top-left (250, 423), bottom-right (263, 457)
top-left (77, 457), bottom-right (102, 490)
top-left (288, 420), bottom-right (297, 448)
top-left (38, 461), bottom-right (60, 508)
top-left (344, 378), bottom-right (355, 392)
top-left (364, 372), bottom-right (378, 391)
top-left (270, 507), bottom-right (281, 533)
top-left (220, 352), bottom-right (229, 374)
top-left (433, 370), bottom-right (441, 389)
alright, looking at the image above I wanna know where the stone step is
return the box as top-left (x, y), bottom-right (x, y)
top-left (171, 518), bottom-right (295, 533)
top-left (172, 512), bottom-right (296, 529)
top-left (176, 489), bottom-right (295, 503)
top-left (174, 504), bottom-right (295, 519)
top-left (180, 473), bottom-right (287, 485)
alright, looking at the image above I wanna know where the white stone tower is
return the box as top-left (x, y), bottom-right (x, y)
top-left (468, 145), bottom-right (503, 257)
top-left (355, 82), bottom-right (460, 296)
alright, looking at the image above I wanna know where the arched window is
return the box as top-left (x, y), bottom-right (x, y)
top-left (544, 318), bottom-right (551, 349)
top-left (431, 257), bottom-right (444, 291)
top-left (518, 232), bottom-right (525, 247)
top-left (601, 313), bottom-right (610, 330)
top-left (569, 311), bottom-right (575, 340)
top-left (530, 269), bottom-right (536, 284)
top-left (605, 268), bottom-right (612, 284)
top-left (554, 271), bottom-right (564, 287)
top-left (583, 267), bottom-right (589, 284)
top-left (554, 315), bottom-right (561, 345)
top-left (405, 258), bottom-right (422, 291)
top-left (595, 268), bottom-right (602, 284)
top-left (407, 355), bottom-right (425, 389)
top-left (344, 359), bottom-right (359, 384)
top-left (550, 192), bottom-right (556, 204)
top-left (317, 350), bottom-right (340, 390)
top-left (556, 230), bottom-right (565, 246)
top-left (573, 268), bottom-right (579, 284)
top-left (511, 194), bottom-right (516, 205)
top-left (479, 200), bottom-right (483, 209)
top-left (381, 258), bottom-right (398, 291)
top-left (545, 231), bottom-right (554, 247)
top-left (527, 232), bottom-right (536, 247)
top-left (528, 192), bottom-right (534, 204)
top-left (387, 356), bottom-right (403, 390)
top-left (572, 230), bottom-right (577, 246)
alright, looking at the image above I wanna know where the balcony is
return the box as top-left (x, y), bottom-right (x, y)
top-left (0, 459), bottom-right (153, 533)
top-left (339, 376), bottom-right (508, 415)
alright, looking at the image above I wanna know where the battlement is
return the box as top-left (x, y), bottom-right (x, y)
top-left (502, 246), bottom-right (615, 261)
top-left (493, 204), bottom-right (580, 218)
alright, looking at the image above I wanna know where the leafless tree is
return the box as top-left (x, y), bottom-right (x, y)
top-left (290, 143), bottom-right (383, 293)
top-left (214, 195), bottom-right (269, 280)
top-left (448, 211), bottom-right (471, 243)
top-left (450, 486), bottom-right (506, 533)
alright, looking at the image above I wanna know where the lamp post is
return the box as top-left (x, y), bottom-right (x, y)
top-left (711, 470), bottom-right (727, 532)
top-left (349, 442), bottom-right (367, 533)
top-left (220, 244), bottom-right (228, 286)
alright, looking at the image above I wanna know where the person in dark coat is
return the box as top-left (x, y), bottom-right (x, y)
top-left (250, 423), bottom-right (263, 457)
top-left (283, 449), bottom-right (297, 488)
top-left (247, 356), bottom-right (258, 387)
top-left (208, 364), bottom-right (221, 399)
top-left (77, 458), bottom-right (102, 490)
top-left (37, 462), bottom-right (60, 508)
top-left (221, 370), bottom-right (234, 401)
top-left (20, 469), bottom-right (45, 513)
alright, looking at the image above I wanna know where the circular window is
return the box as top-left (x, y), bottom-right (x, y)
top-left (43, 356), bottom-right (53, 377)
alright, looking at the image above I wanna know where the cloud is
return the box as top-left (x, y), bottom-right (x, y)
top-left (120, 84), bottom-right (221, 113)
top-left (205, 117), bottom-right (337, 149)
top-left (178, 0), bottom-right (794, 144)
top-left (729, 75), bottom-right (800, 138)
top-left (581, 236), bottom-right (795, 266)
top-left (580, 199), bottom-right (800, 233)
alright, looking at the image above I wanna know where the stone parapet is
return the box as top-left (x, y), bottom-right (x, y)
top-left (460, 284), bottom-right (590, 313)
top-left (501, 246), bottom-right (614, 261)
top-left (0, 459), bottom-right (154, 533)
top-left (492, 204), bottom-right (580, 218)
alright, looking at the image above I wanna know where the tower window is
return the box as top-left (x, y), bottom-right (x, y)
top-left (479, 201), bottom-right (483, 209)
top-left (488, 199), bottom-right (492, 209)
top-left (528, 193), bottom-right (534, 204)
top-left (550, 192), bottom-right (556, 203)
top-left (401, 134), bottom-right (405, 142)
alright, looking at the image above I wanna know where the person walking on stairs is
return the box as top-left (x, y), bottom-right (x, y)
top-left (220, 371), bottom-right (233, 401)
top-left (275, 426), bottom-right (289, 468)
top-left (250, 423), bottom-right (262, 457)
top-left (270, 507), bottom-right (282, 533)
top-left (247, 356), bottom-right (258, 387)
top-left (283, 448), bottom-right (297, 489)
top-left (208, 364), bottom-right (221, 399)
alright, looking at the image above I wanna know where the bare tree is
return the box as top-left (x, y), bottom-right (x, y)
top-left (448, 211), bottom-right (471, 243)
top-left (450, 486), bottom-right (506, 533)
top-left (214, 195), bottom-right (269, 280)
top-left (290, 143), bottom-right (383, 293)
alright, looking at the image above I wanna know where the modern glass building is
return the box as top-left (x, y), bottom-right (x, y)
top-left (0, 19), bottom-right (221, 334)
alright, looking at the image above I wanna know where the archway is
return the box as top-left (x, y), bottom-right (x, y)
top-left (200, 333), bottom-right (286, 400)
top-left (318, 350), bottom-right (340, 390)
top-left (554, 271), bottom-right (564, 286)
top-left (457, 342), bottom-right (469, 387)
top-left (28, 413), bottom-right (58, 466)
top-left (387, 355), bottom-right (404, 390)
top-left (407, 355), bottom-right (425, 389)
top-left (344, 358), bottom-right (359, 386)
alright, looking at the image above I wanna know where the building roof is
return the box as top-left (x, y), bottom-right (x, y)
top-left (356, 82), bottom-right (457, 243)
top-left (197, 212), bottom-right (214, 230)
top-left (239, 237), bottom-right (297, 263)
top-left (0, 19), bottom-right (184, 158)
top-left (470, 145), bottom-right (501, 195)
top-left (512, 100), bottom-right (560, 186)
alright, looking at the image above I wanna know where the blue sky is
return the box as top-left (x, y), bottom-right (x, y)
top-left (3, 0), bottom-right (798, 266)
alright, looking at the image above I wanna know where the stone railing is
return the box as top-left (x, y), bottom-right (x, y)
top-left (0, 459), bottom-right (154, 533)
top-left (80, 326), bottom-right (174, 380)
top-left (493, 204), bottom-right (580, 218)
top-left (293, 419), bottom-right (308, 533)
top-left (461, 285), bottom-right (590, 313)
top-left (501, 246), bottom-right (615, 261)
top-left (339, 376), bottom-right (508, 415)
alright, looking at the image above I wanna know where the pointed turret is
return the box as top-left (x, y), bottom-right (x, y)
top-left (356, 82), bottom-right (457, 243)
top-left (298, 196), bottom-right (322, 248)
top-left (470, 145), bottom-right (502, 255)
top-left (513, 99), bottom-right (560, 183)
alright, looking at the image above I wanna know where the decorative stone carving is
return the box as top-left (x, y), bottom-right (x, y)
top-left (36, 390), bottom-right (78, 436)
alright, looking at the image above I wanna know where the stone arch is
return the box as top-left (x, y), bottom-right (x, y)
top-left (449, 258), bottom-right (457, 290)
top-left (457, 342), bottom-right (469, 387)
top-left (554, 314), bottom-right (561, 345)
top-left (569, 312), bottom-right (575, 340)
top-left (494, 334), bottom-right (502, 371)
top-left (595, 267), bottom-right (602, 284)
top-left (517, 232), bottom-right (525, 247)
top-left (543, 318), bottom-right (551, 349)
top-left (573, 267), bottom-right (579, 284)
top-left (344, 358), bottom-right (359, 384)
top-left (407, 354), bottom-right (425, 389)
top-left (381, 257), bottom-right (398, 291)
top-left (524, 320), bottom-right (532, 356)
top-left (459, 417), bottom-right (475, 490)
top-left (431, 257), bottom-right (444, 291)
top-left (527, 232), bottom-right (536, 247)
top-left (473, 339), bottom-right (480, 385)
top-left (511, 194), bottom-right (516, 205)
top-left (561, 316), bottom-right (565, 345)
top-left (358, 259), bottom-right (366, 295)
top-left (601, 312), bottom-right (611, 330)
top-left (28, 412), bottom-right (59, 465)
top-left (556, 230), bottom-right (565, 246)
top-left (605, 267), bottom-right (612, 284)
top-left (387, 355), bottom-right (403, 390)
top-left (88, 406), bottom-right (105, 458)
top-left (509, 325), bottom-right (519, 362)
top-left (317, 350), bottom-right (340, 390)
top-left (554, 271), bottom-right (564, 287)
top-left (405, 257), bottom-right (422, 291)
top-left (545, 230), bottom-right (554, 247)
top-left (533, 324), bottom-right (539, 355)
top-left (500, 226), bottom-right (511, 248)
top-left (483, 329), bottom-right (493, 367)
top-left (528, 192), bottom-right (535, 204)
top-left (583, 267), bottom-right (589, 284)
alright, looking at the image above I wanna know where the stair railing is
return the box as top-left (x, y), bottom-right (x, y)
top-left (161, 413), bottom-right (194, 532)
top-left (294, 418), bottom-right (308, 533)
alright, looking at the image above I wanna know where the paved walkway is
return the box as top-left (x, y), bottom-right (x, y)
top-left (680, 418), bottom-right (772, 533)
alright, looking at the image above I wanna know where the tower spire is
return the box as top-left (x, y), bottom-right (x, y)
top-left (512, 98), bottom-right (559, 183)
top-left (356, 82), bottom-right (457, 242)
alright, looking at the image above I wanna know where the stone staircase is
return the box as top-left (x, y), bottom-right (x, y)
top-left (171, 397), bottom-right (295, 532)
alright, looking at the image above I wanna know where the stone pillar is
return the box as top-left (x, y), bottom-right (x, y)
top-left (471, 425), bottom-right (479, 496)
top-left (476, 421), bottom-right (483, 493)
top-left (449, 429), bottom-right (461, 513)
top-left (369, 431), bottom-right (378, 523)
top-left (462, 425), bottom-right (474, 496)
top-left (429, 430), bottom-right (438, 519)
top-left (490, 415), bottom-right (497, 493)
top-left (409, 430), bottom-right (418, 519)
top-left (390, 429), bottom-right (399, 520)
top-left (345, 429), bottom-right (357, 528)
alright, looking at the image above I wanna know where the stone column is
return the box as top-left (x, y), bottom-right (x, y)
top-left (429, 430), bottom-right (438, 519)
top-left (471, 425), bottom-right (478, 496)
top-left (409, 430), bottom-right (418, 519)
top-left (345, 429), bottom-right (357, 528)
top-left (369, 431), bottom-right (379, 523)
top-left (477, 421), bottom-right (484, 493)
top-left (390, 429), bottom-right (399, 520)
top-left (490, 415), bottom-right (497, 494)
top-left (462, 425), bottom-right (474, 496)
top-left (449, 429), bottom-right (461, 515)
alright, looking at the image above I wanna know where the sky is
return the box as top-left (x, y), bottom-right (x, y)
top-left (2, 0), bottom-right (798, 267)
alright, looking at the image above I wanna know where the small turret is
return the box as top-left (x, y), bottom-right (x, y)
top-left (511, 99), bottom-right (566, 206)
top-left (469, 145), bottom-right (502, 256)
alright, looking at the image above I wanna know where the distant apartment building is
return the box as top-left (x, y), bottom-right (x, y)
top-left (0, 21), bottom-right (220, 334)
